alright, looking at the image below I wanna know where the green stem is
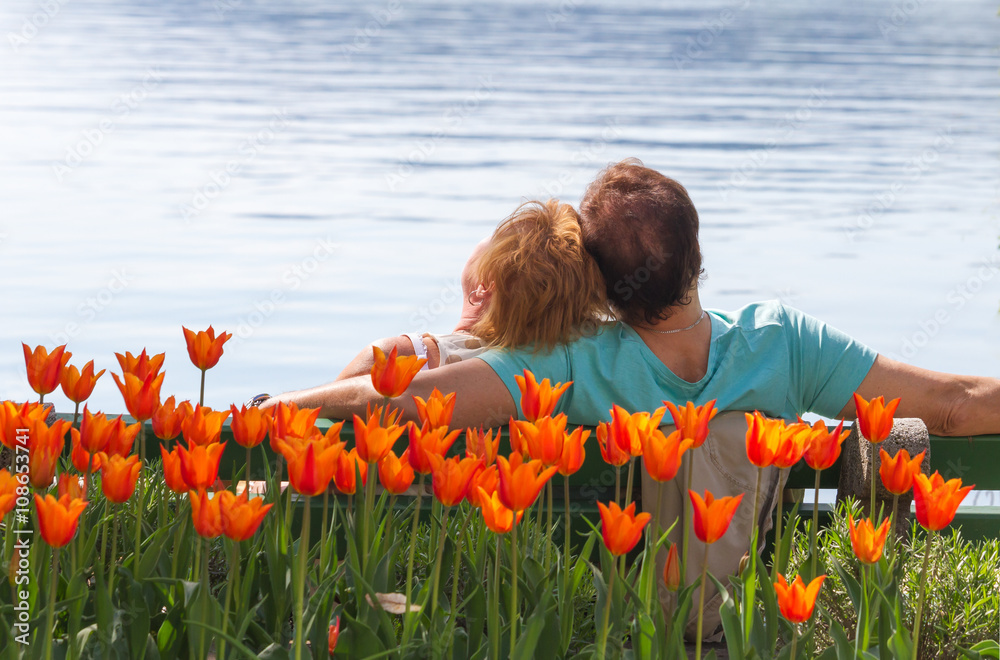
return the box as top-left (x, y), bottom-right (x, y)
top-left (510, 520), bottom-right (519, 654)
top-left (403, 474), bottom-right (425, 644)
top-left (72, 401), bottom-right (80, 429)
top-left (694, 543), bottom-right (710, 660)
top-left (199, 369), bottom-right (206, 407)
top-left (911, 531), bottom-right (935, 660)
top-left (245, 445), bottom-right (252, 496)
top-left (869, 441), bottom-right (877, 519)
top-left (321, 488), bottom-right (330, 574)
top-left (751, 467), bottom-right (761, 548)
top-left (790, 624), bottom-right (798, 660)
top-left (430, 507), bottom-right (451, 622)
top-left (889, 492), bottom-right (899, 565)
top-left (615, 466), bottom-right (621, 507)
top-left (363, 459), bottom-right (376, 573)
top-left (134, 425), bottom-right (145, 575)
top-left (563, 476), bottom-right (571, 598)
top-left (544, 481), bottom-right (553, 575)
top-left (772, 474), bottom-right (783, 583)
top-left (109, 507), bottom-right (119, 596)
top-left (200, 537), bottom-right (209, 660)
top-left (294, 495), bottom-right (311, 660)
top-left (492, 534), bottom-right (501, 660)
top-left (811, 469), bottom-right (821, 577)
top-left (624, 457), bottom-right (635, 508)
top-left (682, 458), bottom-right (693, 586)
top-left (646, 480), bottom-right (663, 612)
top-left (597, 563), bottom-right (617, 660)
top-left (448, 507), bottom-right (473, 657)
top-left (44, 548), bottom-right (59, 660)
top-left (220, 541), bottom-right (237, 660)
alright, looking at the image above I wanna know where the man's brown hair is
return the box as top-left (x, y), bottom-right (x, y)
top-left (579, 158), bottom-right (703, 325)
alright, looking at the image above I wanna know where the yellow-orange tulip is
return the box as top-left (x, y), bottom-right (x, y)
top-left (112, 371), bottom-right (164, 423)
top-left (913, 471), bottom-right (973, 531)
top-left (508, 417), bottom-right (528, 455)
top-left (689, 489), bottom-right (743, 544)
top-left (879, 448), bottom-right (925, 495)
top-left (22, 344), bottom-right (70, 397)
top-left (774, 574), bottom-right (826, 623)
top-left (427, 454), bottom-right (481, 507)
top-left (189, 489), bottom-right (223, 538)
top-left (353, 409), bottom-right (405, 464)
top-left (496, 451), bottom-right (558, 513)
top-left (847, 514), bottom-right (890, 564)
top-left (283, 441), bottom-right (343, 497)
top-left (229, 404), bottom-right (270, 448)
top-left (466, 427), bottom-right (500, 466)
top-left (95, 453), bottom-right (142, 503)
top-left (34, 493), bottom-right (87, 548)
top-left (597, 500), bottom-right (651, 556)
top-left (269, 401), bottom-right (320, 450)
top-left (378, 449), bottom-right (415, 495)
top-left (0, 470), bottom-right (19, 518)
top-left (407, 422), bottom-right (460, 475)
top-left (71, 430), bottom-right (102, 473)
top-left (642, 429), bottom-right (693, 482)
top-left (803, 419), bottom-right (849, 471)
top-left (1, 401), bottom-right (49, 449)
top-left (514, 369), bottom-right (572, 422)
top-left (853, 393), bottom-right (901, 444)
top-left (596, 421), bottom-right (630, 467)
top-left (106, 419), bottom-right (140, 457)
top-left (466, 464), bottom-right (498, 508)
top-left (60, 360), bottom-right (105, 404)
top-left (160, 445), bottom-right (189, 494)
top-left (370, 345), bottom-right (425, 398)
top-left (663, 399), bottom-right (717, 448)
top-left (663, 543), bottom-right (681, 591)
top-left (77, 406), bottom-right (115, 455)
top-left (333, 448), bottom-right (367, 495)
top-left (514, 415), bottom-right (568, 467)
top-left (115, 349), bottom-right (164, 381)
top-left (153, 397), bottom-right (193, 442)
top-left (772, 421), bottom-right (811, 470)
top-left (177, 441), bottom-right (226, 491)
top-left (479, 488), bottom-right (522, 534)
top-left (182, 325), bottom-right (232, 371)
top-left (181, 404), bottom-right (230, 447)
top-left (217, 490), bottom-right (273, 541)
top-left (413, 388), bottom-right (456, 429)
top-left (745, 411), bottom-right (783, 468)
top-left (27, 418), bottom-right (70, 489)
top-left (57, 474), bottom-right (85, 500)
top-left (558, 427), bottom-right (589, 477)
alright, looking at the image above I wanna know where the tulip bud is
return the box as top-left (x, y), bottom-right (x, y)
top-left (663, 544), bottom-right (681, 592)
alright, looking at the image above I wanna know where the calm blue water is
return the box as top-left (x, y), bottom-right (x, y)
top-left (1, 0), bottom-right (998, 433)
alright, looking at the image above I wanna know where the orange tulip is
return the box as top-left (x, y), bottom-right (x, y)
top-left (466, 427), bottom-right (500, 466)
top-left (27, 418), bottom-right (70, 489)
top-left (467, 464), bottom-right (498, 508)
top-left (597, 500), bottom-right (651, 556)
top-left (774, 574), bottom-right (826, 623)
top-left (22, 344), bottom-right (70, 397)
top-left (283, 440), bottom-right (343, 497)
top-left (182, 325), bottom-right (232, 371)
top-left (514, 369), bottom-right (572, 422)
top-left (106, 419), bottom-right (140, 457)
top-left (745, 411), bottom-right (783, 468)
top-left (229, 404), bottom-right (270, 448)
top-left (77, 406), bottom-right (115, 455)
top-left (663, 543), bottom-right (681, 592)
top-left (177, 441), bottom-right (226, 491)
top-left (913, 471), bottom-right (973, 531)
top-left (803, 420), bottom-right (850, 471)
top-left (428, 454), bottom-right (481, 507)
top-left (153, 397), bottom-right (193, 442)
top-left (0, 469), bottom-right (19, 518)
top-left (508, 417), bottom-right (528, 454)
top-left (189, 489), bottom-right (223, 538)
top-left (60, 360), bottom-right (105, 404)
top-left (328, 617), bottom-right (340, 655)
top-left (218, 490), bottom-right (273, 541)
top-left (604, 404), bottom-right (665, 458)
top-left (772, 421), bottom-right (811, 470)
top-left (95, 453), bottom-right (142, 503)
top-left (269, 401), bottom-right (320, 450)
top-left (479, 488), bottom-right (523, 534)
top-left (333, 448), bottom-right (367, 495)
top-left (558, 427), bottom-right (589, 477)
top-left (496, 452), bottom-right (558, 513)
top-left (689, 489), bottom-right (743, 544)
top-left (160, 445), bottom-right (189, 494)
top-left (413, 388), bottom-right (456, 430)
top-left (1, 401), bottom-right (49, 449)
top-left (514, 415), bottom-right (568, 466)
top-left (353, 409), bottom-right (405, 464)
top-left (853, 393), bottom-right (901, 444)
top-left (847, 514), bottom-right (890, 564)
top-left (378, 449), bottom-right (415, 495)
top-left (370, 345), bottom-right (426, 398)
top-left (34, 493), bottom-right (87, 548)
top-left (115, 349), bottom-right (164, 381)
top-left (407, 422), bottom-right (460, 474)
top-left (879, 448), bottom-right (925, 495)
top-left (642, 429), bottom-right (693, 482)
top-left (57, 473), bottom-right (85, 500)
top-left (180, 405), bottom-right (230, 447)
top-left (596, 421), bottom-right (630, 467)
top-left (112, 371), bottom-right (164, 422)
top-left (71, 430), bottom-right (102, 473)
top-left (663, 399), bottom-right (718, 448)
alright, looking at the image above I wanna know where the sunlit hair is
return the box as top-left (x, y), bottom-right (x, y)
top-left (471, 200), bottom-right (609, 350)
top-left (579, 158), bottom-right (703, 325)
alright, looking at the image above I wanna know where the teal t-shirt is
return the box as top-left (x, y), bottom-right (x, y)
top-left (477, 301), bottom-right (878, 424)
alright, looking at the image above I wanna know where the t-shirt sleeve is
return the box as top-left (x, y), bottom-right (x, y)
top-left (476, 345), bottom-right (572, 420)
top-left (780, 304), bottom-right (878, 418)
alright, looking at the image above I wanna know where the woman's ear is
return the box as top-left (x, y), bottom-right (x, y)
top-left (469, 283), bottom-right (493, 306)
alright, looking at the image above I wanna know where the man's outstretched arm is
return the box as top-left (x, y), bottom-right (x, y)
top-left (838, 354), bottom-right (1000, 436)
top-left (262, 357), bottom-right (517, 429)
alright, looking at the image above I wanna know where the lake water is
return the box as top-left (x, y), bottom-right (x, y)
top-left (1, 0), bottom-right (998, 442)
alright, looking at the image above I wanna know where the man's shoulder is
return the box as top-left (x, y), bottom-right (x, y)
top-left (709, 300), bottom-right (789, 334)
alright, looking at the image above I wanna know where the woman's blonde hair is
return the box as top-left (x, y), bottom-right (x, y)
top-left (471, 199), bottom-right (609, 350)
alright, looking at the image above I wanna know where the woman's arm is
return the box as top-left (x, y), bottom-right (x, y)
top-left (334, 336), bottom-right (441, 380)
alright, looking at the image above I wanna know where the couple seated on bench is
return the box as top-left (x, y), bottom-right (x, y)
top-left (260, 158), bottom-right (1000, 639)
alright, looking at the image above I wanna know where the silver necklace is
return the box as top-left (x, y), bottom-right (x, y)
top-left (638, 310), bottom-right (707, 335)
